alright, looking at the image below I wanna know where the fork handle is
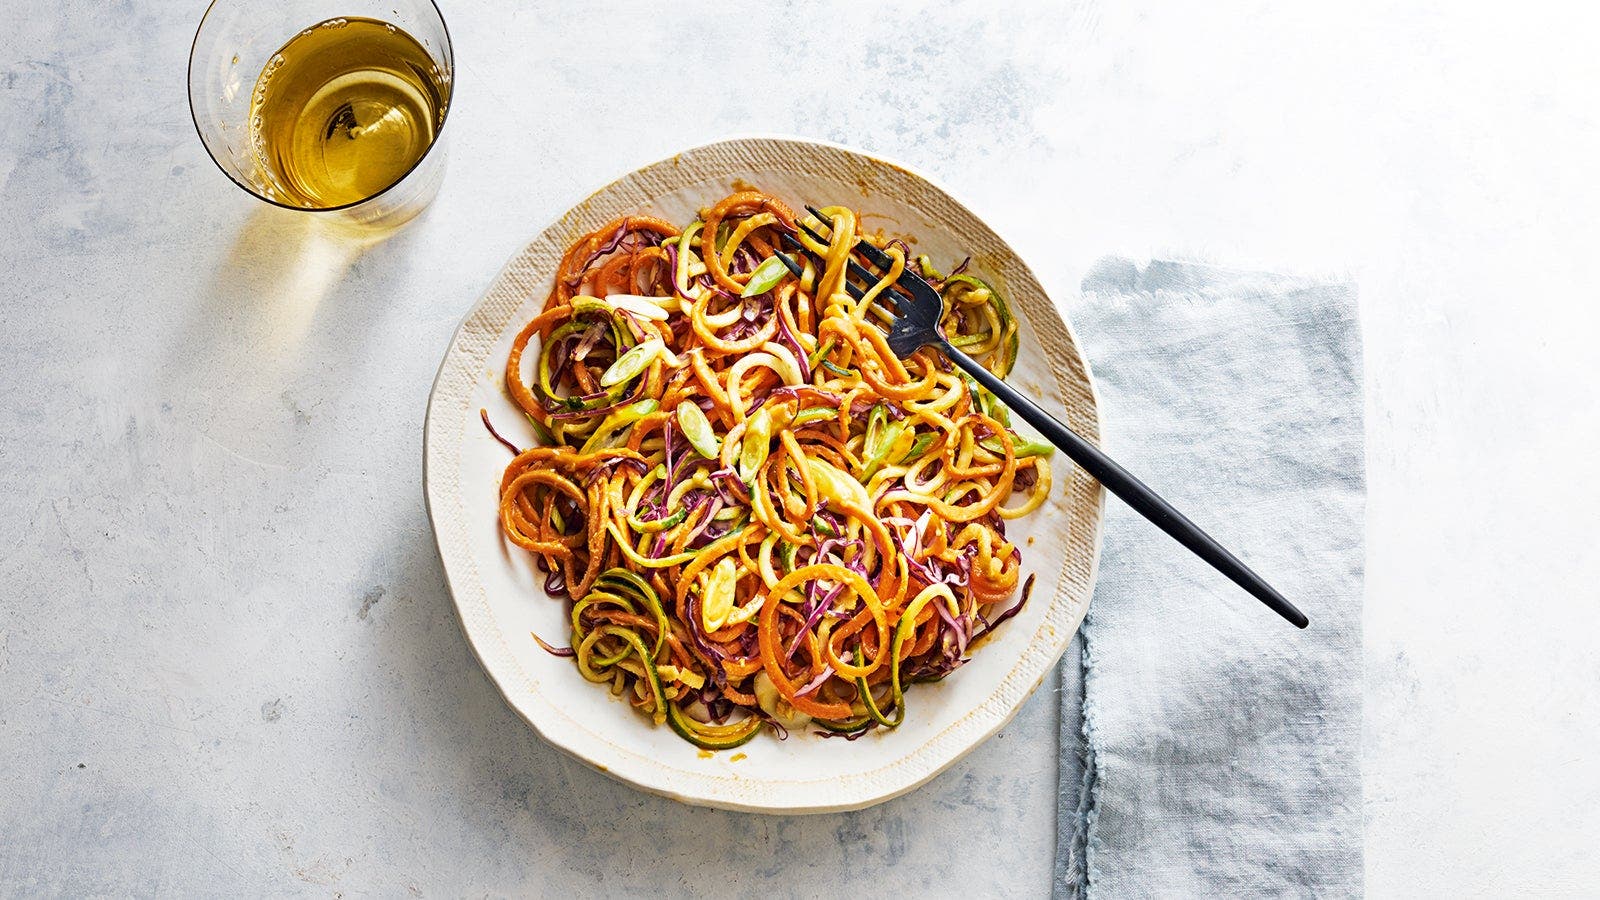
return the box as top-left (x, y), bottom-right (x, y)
top-left (944, 344), bottom-right (1309, 629)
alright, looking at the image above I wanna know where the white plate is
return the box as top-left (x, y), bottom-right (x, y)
top-left (424, 137), bottom-right (1105, 813)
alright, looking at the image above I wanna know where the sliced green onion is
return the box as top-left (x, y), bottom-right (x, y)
top-left (739, 407), bottom-right (773, 481)
top-left (579, 398), bottom-right (659, 454)
top-left (603, 293), bottom-right (671, 321)
top-left (864, 404), bottom-right (888, 449)
top-left (1013, 436), bottom-right (1055, 458)
top-left (790, 407), bottom-right (835, 428)
top-left (960, 375), bottom-right (1012, 428)
top-left (740, 256), bottom-right (790, 297)
top-left (600, 338), bottom-right (661, 387)
top-left (860, 404), bottom-right (904, 480)
top-left (979, 431), bottom-right (1055, 458)
top-left (700, 557), bottom-right (738, 633)
top-left (899, 431), bottom-right (938, 464)
top-left (676, 401), bottom-right (719, 459)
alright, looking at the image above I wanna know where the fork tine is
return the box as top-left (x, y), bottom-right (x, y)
top-left (778, 231), bottom-right (814, 261)
top-left (804, 204), bottom-right (894, 269)
top-left (796, 215), bottom-right (892, 281)
top-left (783, 230), bottom-right (901, 303)
top-left (847, 265), bottom-right (914, 313)
top-left (782, 232), bottom-right (916, 313)
top-left (782, 232), bottom-right (865, 300)
top-left (839, 263), bottom-right (914, 315)
top-left (840, 247), bottom-right (902, 297)
top-left (795, 218), bottom-right (831, 247)
top-left (773, 250), bottom-right (805, 280)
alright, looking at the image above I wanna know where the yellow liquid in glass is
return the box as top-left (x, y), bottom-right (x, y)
top-left (249, 17), bottom-right (448, 209)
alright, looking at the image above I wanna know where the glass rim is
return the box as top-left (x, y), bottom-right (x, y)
top-left (187, 0), bottom-right (455, 214)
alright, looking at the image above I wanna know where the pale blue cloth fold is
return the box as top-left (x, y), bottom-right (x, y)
top-left (1054, 259), bottom-right (1364, 897)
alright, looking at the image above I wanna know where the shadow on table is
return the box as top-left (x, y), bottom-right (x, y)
top-left (153, 200), bottom-right (426, 472)
top-left (371, 516), bottom-right (1063, 896)
top-left (162, 202), bottom-right (407, 392)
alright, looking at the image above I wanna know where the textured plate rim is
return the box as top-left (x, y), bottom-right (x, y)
top-left (423, 135), bottom-right (1105, 814)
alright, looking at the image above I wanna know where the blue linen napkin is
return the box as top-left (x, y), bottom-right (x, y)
top-left (1053, 259), bottom-right (1364, 896)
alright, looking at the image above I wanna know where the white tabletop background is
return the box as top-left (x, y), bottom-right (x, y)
top-left (4, 1), bottom-right (1597, 895)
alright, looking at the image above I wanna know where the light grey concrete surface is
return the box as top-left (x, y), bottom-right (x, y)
top-left (3, 1), bottom-right (1598, 896)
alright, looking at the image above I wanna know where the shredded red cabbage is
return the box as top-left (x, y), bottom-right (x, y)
top-left (532, 633), bottom-right (576, 658)
top-left (774, 313), bottom-right (812, 381)
top-left (480, 409), bottom-right (522, 456)
top-left (565, 226), bottom-right (664, 287)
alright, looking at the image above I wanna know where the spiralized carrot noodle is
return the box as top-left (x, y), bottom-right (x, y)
top-left (493, 190), bottom-right (1051, 748)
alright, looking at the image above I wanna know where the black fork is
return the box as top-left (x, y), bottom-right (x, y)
top-left (776, 206), bottom-right (1309, 629)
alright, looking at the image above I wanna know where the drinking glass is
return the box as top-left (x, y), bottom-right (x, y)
top-left (188, 0), bottom-right (453, 228)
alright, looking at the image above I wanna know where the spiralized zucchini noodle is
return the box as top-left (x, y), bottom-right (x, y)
top-left (493, 190), bottom-right (1052, 748)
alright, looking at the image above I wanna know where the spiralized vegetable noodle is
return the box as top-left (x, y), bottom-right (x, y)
top-left (493, 190), bottom-right (1051, 747)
